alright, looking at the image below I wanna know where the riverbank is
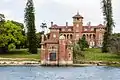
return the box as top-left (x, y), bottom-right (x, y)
top-left (0, 61), bottom-right (40, 66)
top-left (0, 60), bottom-right (120, 67)
top-left (0, 48), bottom-right (120, 66)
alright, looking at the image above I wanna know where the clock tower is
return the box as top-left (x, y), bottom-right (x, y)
top-left (72, 12), bottom-right (83, 41)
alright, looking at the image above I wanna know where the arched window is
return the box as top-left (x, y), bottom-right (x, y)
top-left (70, 34), bottom-right (73, 39)
top-left (93, 34), bottom-right (96, 39)
top-left (67, 34), bottom-right (69, 39)
top-left (64, 34), bottom-right (66, 39)
top-left (90, 34), bottom-right (92, 39)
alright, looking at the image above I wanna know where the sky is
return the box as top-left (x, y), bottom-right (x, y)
top-left (0, 0), bottom-right (120, 33)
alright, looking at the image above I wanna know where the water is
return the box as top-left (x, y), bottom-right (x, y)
top-left (0, 66), bottom-right (120, 80)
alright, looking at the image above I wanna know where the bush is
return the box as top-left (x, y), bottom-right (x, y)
top-left (108, 37), bottom-right (120, 54)
top-left (73, 43), bottom-right (84, 63)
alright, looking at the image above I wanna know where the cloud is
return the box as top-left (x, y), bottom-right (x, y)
top-left (0, 0), bottom-right (119, 33)
top-left (2, 0), bottom-right (12, 2)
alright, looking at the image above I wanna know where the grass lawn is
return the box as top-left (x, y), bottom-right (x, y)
top-left (78, 48), bottom-right (120, 62)
top-left (0, 49), bottom-right (40, 61)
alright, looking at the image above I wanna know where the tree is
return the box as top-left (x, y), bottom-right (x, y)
top-left (108, 37), bottom-right (120, 54)
top-left (40, 23), bottom-right (47, 34)
top-left (73, 43), bottom-right (84, 63)
top-left (101, 0), bottom-right (114, 52)
top-left (78, 35), bottom-right (89, 51)
top-left (36, 32), bottom-right (42, 48)
top-left (0, 20), bottom-right (26, 53)
top-left (107, 33), bottom-right (120, 54)
top-left (24, 0), bottom-right (37, 54)
top-left (0, 14), bottom-right (5, 22)
top-left (11, 20), bottom-right (27, 49)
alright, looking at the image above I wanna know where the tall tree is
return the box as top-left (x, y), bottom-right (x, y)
top-left (24, 0), bottom-right (37, 54)
top-left (101, 0), bottom-right (114, 52)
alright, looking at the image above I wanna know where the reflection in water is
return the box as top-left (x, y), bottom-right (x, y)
top-left (0, 66), bottom-right (120, 80)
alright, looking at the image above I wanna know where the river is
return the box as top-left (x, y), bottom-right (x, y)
top-left (0, 66), bottom-right (120, 80)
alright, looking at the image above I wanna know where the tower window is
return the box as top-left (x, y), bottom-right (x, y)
top-left (77, 18), bottom-right (79, 20)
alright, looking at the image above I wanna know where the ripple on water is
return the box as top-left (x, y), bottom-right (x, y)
top-left (0, 66), bottom-right (120, 80)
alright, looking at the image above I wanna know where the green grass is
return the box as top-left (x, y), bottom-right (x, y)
top-left (0, 49), bottom-right (40, 61)
top-left (78, 48), bottom-right (120, 62)
top-left (1, 48), bottom-right (120, 62)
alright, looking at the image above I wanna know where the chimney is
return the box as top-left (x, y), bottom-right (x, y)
top-left (51, 22), bottom-right (53, 27)
top-left (103, 21), bottom-right (106, 26)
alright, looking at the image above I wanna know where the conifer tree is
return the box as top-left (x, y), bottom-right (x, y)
top-left (102, 0), bottom-right (114, 52)
top-left (24, 0), bottom-right (37, 54)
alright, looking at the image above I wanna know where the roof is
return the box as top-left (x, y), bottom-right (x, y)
top-left (49, 24), bottom-right (73, 29)
top-left (83, 24), bottom-right (105, 29)
top-left (72, 12), bottom-right (83, 19)
top-left (42, 39), bottom-right (58, 44)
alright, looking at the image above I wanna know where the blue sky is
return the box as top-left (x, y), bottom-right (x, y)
top-left (0, 0), bottom-right (120, 33)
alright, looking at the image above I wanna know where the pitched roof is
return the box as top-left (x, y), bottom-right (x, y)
top-left (50, 24), bottom-right (73, 29)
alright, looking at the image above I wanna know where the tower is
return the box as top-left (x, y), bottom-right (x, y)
top-left (59, 35), bottom-right (66, 65)
top-left (72, 12), bottom-right (83, 41)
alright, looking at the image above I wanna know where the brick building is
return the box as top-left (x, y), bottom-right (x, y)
top-left (41, 12), bottom-right (105, 65)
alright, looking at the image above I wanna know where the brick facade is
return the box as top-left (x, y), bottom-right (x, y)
top-left (41, 12), bottom-right (105, 65)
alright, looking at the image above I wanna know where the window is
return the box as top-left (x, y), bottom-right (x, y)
top-left (50, 53), bottom-right (56, 61)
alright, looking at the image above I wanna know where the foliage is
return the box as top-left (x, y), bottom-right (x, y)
top-left (40, 23), bottom-right (47, 34)
top-left (77, 35), bottom-right (89, 51)
top-left (102, 0), bottom-right (114, 52)
top-left (11, 20), bottom-right (24, 29)
top-left (0, 13), bottom-right (5, 22)
top-left (112, 33), bottom-right (120, 37)
top-left (73, 43), bottom-right (84, 63)
top-left (36, 32), bottom-right (42, 48)
top-left (108, 36), bottom-right (120, 54)
top-left (24, 0), bottom-right (37, 54)
top-left (8, 43), bottom-right (16, 50)
top-left (11, 20), bottom-right (27, 49)
top-left (76, 48), bottom-right (120, 62)
top-left (0, 21), bottom-right (26, 51)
